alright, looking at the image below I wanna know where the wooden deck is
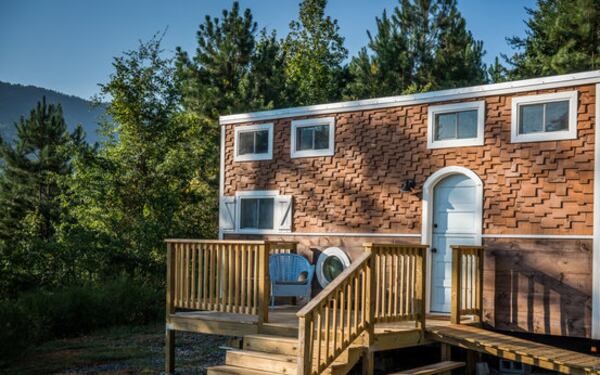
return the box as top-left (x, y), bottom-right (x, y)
top-left (428, 324), bottom-right (600, 375)
top-left (164, 239), bottom-right (598, 375)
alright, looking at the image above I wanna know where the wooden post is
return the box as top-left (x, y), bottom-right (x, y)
top-left (466, 350), bottom-right (477, 375)
top-left (165, 242), bottom-right (176, 374)
top-left (440, 343), bottom-right (452, 375)
top-left (297, 315), bottom-right (312, 375)
top-left (257, 242), bottom-right (270, 328)
top-left (450, 246), bottom-right (462, 325)
top-left (363, 244), bottom-right (376, 375)
top-left (477, 248), bottom-right (484, 324)
top-left (417, 247), bottom-right (427, 331)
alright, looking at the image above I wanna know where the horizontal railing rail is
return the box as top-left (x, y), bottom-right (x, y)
top-left (367, 243), bottom-right (427, 328)
top-left (296, 251), bottom-right (372, 375)
top-left (451, 245), bottom-right (484, 324)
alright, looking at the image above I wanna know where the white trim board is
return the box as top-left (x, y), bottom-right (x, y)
top-left (482, 234), bottom-right (593, 240)
top-left (219, 71), bottom-right (600, 125)
top-left (219, 231), bottom-right (593, 239)
top-left (218, 126), bottom-right (226, 240)
top-left (593, 83), bottom-right (600, 339)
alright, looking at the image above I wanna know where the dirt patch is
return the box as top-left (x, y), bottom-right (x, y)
top-left (3, 324), bottom-right (229, 375)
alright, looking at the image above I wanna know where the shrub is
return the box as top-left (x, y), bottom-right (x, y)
top-left (0, 277), bottom-right (163, 365)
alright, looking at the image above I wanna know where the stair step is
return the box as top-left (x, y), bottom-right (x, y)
top-left (226, 349), bottom-right (297, 374)
top-left (244, 334), bottom-right (299, 355)
top-left (389, 361), bottom-right (466, 375)
top-left (207, 364), bottom-right (282, 375)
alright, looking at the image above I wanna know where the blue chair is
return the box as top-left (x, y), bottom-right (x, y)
top-left (269, 253), bottom-right (315, 306)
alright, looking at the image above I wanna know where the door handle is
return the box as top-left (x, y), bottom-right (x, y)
top-left (431, 248), bottom-right (437, 253)
top-left (434, 223), bottom-right (438, 228)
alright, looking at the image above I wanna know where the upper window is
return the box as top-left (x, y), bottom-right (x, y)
top-left (427, 101), bottom-right (485, 149)
top-left (234, 123), bottom-right (273, 161)
top-left (291, 117), bottom-right (335, 158)
top-left (511, 91), bottom-right (578, 143)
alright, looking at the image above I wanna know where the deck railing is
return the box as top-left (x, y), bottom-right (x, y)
top-left (450, 245), bottom-right (484, 324)
top-left (165, 239), bottom-right (298, 324)
top-left (367, 244), bottom-right (427, 327)
top-left (296, 251), bottom-right (372, 375)
top-left (296, 243), bottom-right (428, 375)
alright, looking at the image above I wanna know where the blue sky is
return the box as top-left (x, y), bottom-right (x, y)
top-left (0, 0), bottom-right (534, 100)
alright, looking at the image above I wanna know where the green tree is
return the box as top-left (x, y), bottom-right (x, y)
top-left (487, 56), bottom-right (509, 83)
top-left (0, 98), bottom-right (84, 293)
top-left (506, 0), bottom-right (600, 78)
top-left (73, 37), bottom-right (218, 279)
top-left (176, 2), bottom-right (287, 118)
top-left (283, 0), bottom-right (348, 105)
top-left (346, 0), bottom-right (486, 99)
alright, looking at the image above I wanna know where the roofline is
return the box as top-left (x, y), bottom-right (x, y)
top-left (219, 70), bottom-right (600, 125)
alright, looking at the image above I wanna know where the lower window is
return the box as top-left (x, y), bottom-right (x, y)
top-left (240, 197), bottom-right (274, 230)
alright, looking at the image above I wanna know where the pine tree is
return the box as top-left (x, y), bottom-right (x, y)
top-left (346, 0), bottom-right (486, 99)
top-left (506, 0), bottom-right (600, 78)
top-left (283, 0), bottom-right (348, 105)
top-left (0, 98), bottom-right (72, 242)
top-left (487, 56), bottom-right (509, 83)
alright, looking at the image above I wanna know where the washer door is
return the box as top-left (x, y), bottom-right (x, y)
top-left (316, 247), bottom-right (351, 287)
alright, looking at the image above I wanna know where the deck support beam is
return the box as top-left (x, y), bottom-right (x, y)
top-left (165, 328), bottom-right (175, 374)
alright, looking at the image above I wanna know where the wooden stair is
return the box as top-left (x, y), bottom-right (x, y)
top-left (207, 333), bottom-right (364, 375)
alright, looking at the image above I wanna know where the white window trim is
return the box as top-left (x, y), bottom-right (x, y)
top-left (235, 190), bottom-right (279, 234)
top-left (234, 123), bottom-right (273, 162)
top-left (290, 117), bottom-right (335, 158)
top-left (427, 101), bottom-right (485, 149)
top-left (510, 91), bottom-right (578, 143)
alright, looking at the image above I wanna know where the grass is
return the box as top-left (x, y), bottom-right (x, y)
top-left (3, 323), bottom-right (228, 375)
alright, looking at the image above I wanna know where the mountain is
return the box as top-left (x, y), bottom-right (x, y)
top-left (0, 81), bottom-right (106, 144)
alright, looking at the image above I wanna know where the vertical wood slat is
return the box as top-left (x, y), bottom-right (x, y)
top-left (451, 245), bottom-right (484, 324)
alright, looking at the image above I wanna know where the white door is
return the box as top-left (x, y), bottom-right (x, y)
top-left (430, 174), bottom-right (478, 313)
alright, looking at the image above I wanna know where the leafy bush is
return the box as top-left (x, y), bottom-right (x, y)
top-left (0, 277), bottom-right (163, 364)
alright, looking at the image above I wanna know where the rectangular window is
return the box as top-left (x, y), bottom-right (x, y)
top-left (234, 123), bottom-right (273, 161)
top-left (240, 198), bottom-right (274, 229)
top-left (511, 91), bottom-right (577, 143)
top-left (427, 101), bottom-right (485, 149)
top-left (434, 110), bottom-right (478, 141)
top-left (518, 101), bottom-right (569, 134)
top-left (296, 125), bottom-right (330, 151)
top-left (291, 117), bottom-right (335, 158)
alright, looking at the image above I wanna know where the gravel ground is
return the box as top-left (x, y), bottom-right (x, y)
top-left (3, 324), bottom-right (229, 375)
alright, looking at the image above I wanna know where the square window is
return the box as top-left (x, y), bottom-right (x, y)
top-left (519, 104), bottom-right (544, 134)
top-left (240, 198), bottom-right (274, 230)
top-left (511, 91), bottom-right (577, 143)
top-left (234, 123), bottom-right (273, 161)
top-left (435, 113), bottom-right (457, 141)
top-left (291, 117), bottom-right (335, 158)
top-left (457, 110), bottom-right (478, 138)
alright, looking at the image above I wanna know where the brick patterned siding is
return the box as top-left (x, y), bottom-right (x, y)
top-left (223, 84), bottom-right (596, 236)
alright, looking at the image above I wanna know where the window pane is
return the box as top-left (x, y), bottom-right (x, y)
top-left (240, 199), bottom-right (258, 229)
top-left (435, 113), bottom-right (457, 140)
top-left (519, 104), bottom-right (543, 134)
top-left (254, 130), bottom-right (269, 154)
top-left (238, 132), bottom-right (255, 155)
top-left (457, 110), bottom-right (478, 139)
top-left (313, 125), bottom-right (330, 149)
top-left (257, 198), bottom-right (274, 229)
top-left (297, 127), bottom-right (314, 151)
top-left (545, 101), bottom-right (569, 132)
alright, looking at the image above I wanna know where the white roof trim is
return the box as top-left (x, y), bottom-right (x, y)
top-left (219, 70), bottom-right (600, 125)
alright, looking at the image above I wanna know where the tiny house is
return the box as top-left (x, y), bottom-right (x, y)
top-left (218, 71), bottom-right (600, 340)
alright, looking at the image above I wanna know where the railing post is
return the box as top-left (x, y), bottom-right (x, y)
top-left (257, 242), bottom-right (270, 327)
top-left (417, 247), bottom-right (427, 331)
top-left (297, 315), bottom-right (312, 375)
top-left (450, 246), bottom-right (462, 325)
top-left (477, 248), bottom-right (484, 323)
top-left (363, 244), bottom-right (375, 375)
top-left (165, 242), bottom-right (176, 374)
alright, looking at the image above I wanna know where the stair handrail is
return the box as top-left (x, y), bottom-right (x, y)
top-left (296, 251), bottom-right (374, 375)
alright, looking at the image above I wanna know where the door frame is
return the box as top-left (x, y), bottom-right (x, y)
top-left (421, 166), bottom-right (483, 313)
